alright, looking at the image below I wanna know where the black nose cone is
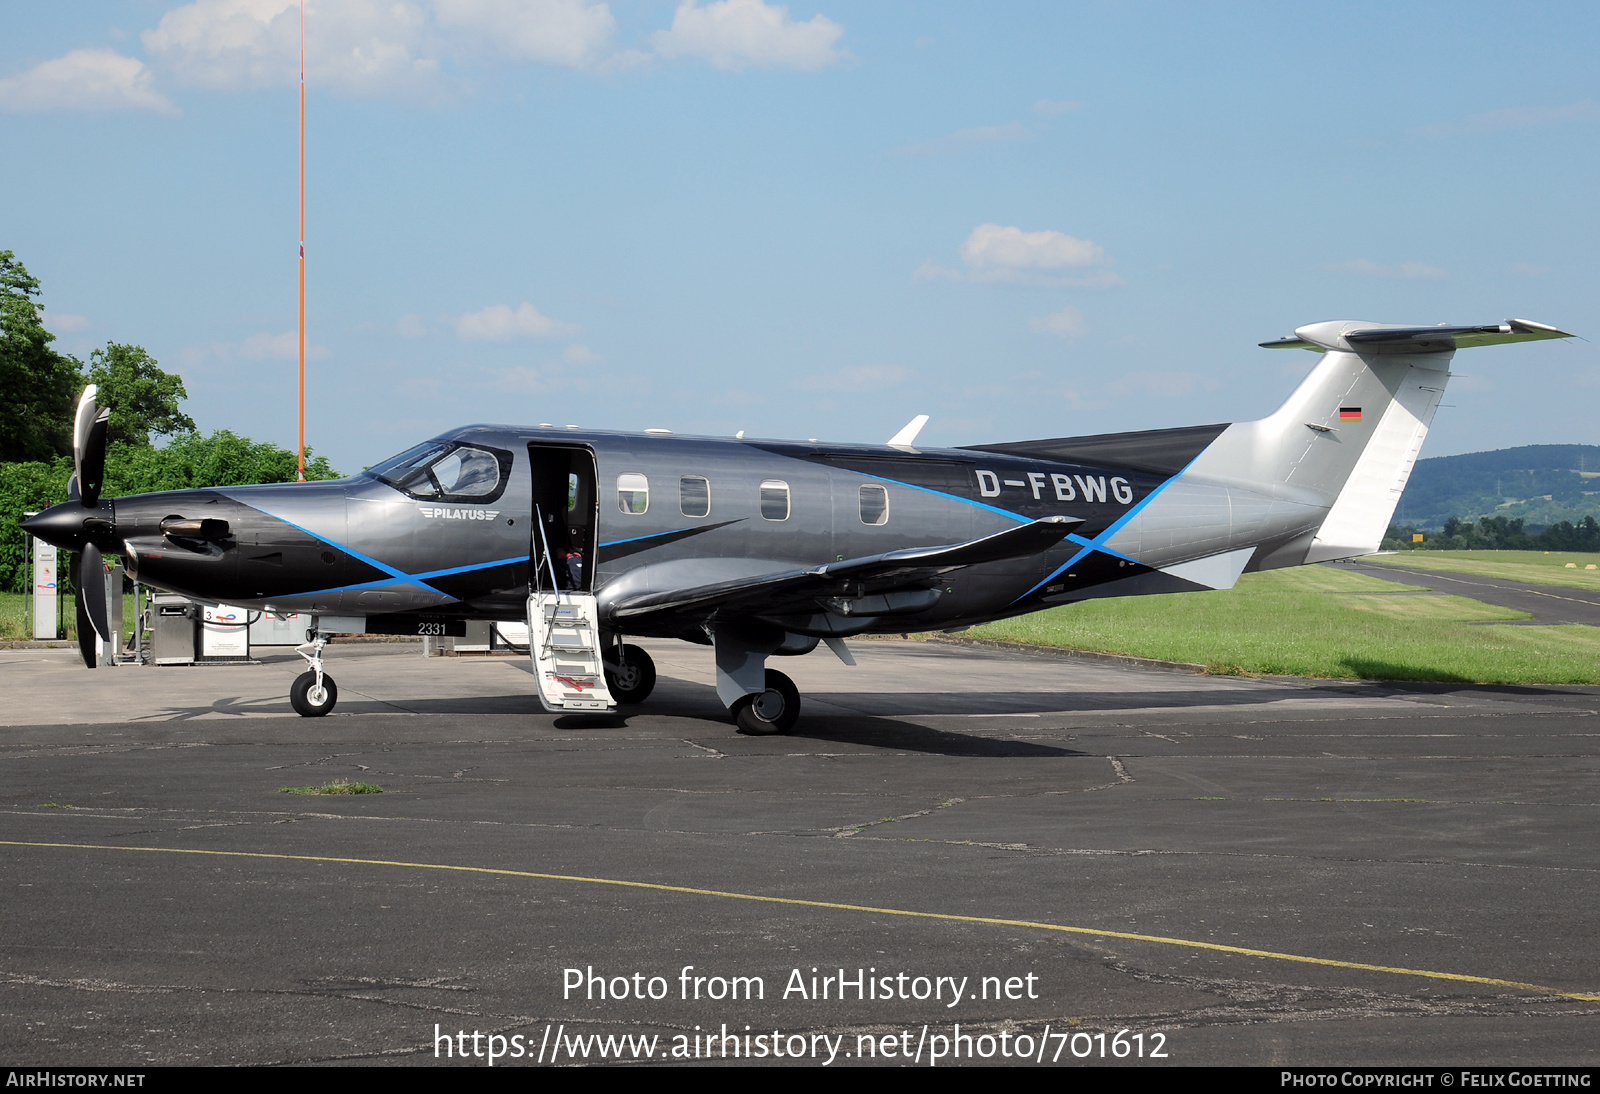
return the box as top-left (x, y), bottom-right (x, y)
top-left (22, 501), bottom-right (114, 552)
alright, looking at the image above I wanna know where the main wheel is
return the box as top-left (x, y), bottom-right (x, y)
top-left (732, 669), bottom-right (800, 735)
top-left (290, 671), bottom-right (338, 717)
top-left (605, 644), bottom-right (656, 704)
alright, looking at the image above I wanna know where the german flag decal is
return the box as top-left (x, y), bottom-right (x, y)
top-left (1339, 407), bottom-right (1362, 421)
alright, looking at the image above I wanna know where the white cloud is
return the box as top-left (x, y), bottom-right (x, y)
top-left (434, 0), bottom-right (616, 67)
top-left (652, 0), bottom-right (844, 71)
top-left (397, 314), bottom-right (428, 337)
top-left (894, 122), bottom-right (1031, 156)
top-left (962, 223), bottom-right (1103, 270)
top-left (1029, 306), bottom-right (1085, 337)
top-left (791, 364), bottom-right (911, 393)
top-left (913, 224), bottom-right (1116, 288)
top-left (46, 313), bottom-right (92, 332)
top-left (142, 0), bottom-right (623, 94)
top-left (1327, 259), bottom-right (1446, 281)
top-left (143, 0), bottom-right (440, 96)
top-left (1033, 99), bottom-right (1081, 117)
top-left (0, 49), bottom-right (176, 114)
top-left (455, 301), bottom-right (578, 340)
top-left (562, 343), bottom-right (600, 363)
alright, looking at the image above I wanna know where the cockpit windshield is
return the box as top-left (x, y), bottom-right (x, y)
top-left (368, 441), bottom-right (512, 503)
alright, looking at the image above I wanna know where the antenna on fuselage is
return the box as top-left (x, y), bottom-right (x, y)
top-left (887, 414), bottom-right (929, 450)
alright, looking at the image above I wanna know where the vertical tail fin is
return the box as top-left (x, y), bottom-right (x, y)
top-left (1122, 319), bottom-right (1572, 572)
top-left (1245, 319), bottom-right (1569, 565)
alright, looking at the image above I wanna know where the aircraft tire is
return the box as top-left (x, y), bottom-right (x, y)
top-left (606, 644), bottom-right (656, 704)
top-left (732, 669), bottom-right (800, 735)
top-left (290, 671), bottom-right (338, 717)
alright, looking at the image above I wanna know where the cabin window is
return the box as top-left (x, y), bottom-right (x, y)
top-left (680, 476), bottom-right (711, 518)
top-left (430, 447), bottom-right (500, 497)
top-left (759, 479), bottom-right (790, 521)
top-left (369, 440), bottom-right (512, 504)
top-left (617, 473), bottom-right (649, 515)
top-left (859, 483), bottom-right (888, 525)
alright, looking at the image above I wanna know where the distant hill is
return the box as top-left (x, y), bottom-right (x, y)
top-left (1396, 444), bottom-right (1600, 529)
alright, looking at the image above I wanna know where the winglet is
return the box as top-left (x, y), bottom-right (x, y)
top-left (887, 414), bottom-right (929, 448)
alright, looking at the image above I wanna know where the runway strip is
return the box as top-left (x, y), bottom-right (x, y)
top-left (8, 838), bottom-right (1595, 1004)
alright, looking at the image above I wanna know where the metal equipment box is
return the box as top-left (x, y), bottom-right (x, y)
top-left (151, 594), bottom-right (196, 665)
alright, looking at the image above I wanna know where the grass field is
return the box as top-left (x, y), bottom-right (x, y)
top-left (0, 592), bottom-right (136, 642)
top-left (1361, 549), bottom-right (1600, 590)
top-left (967, 565), bottom-right (1600, 685)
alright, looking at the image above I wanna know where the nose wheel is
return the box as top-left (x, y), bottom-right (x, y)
top-left (732, 669), bottom-right (800, 735)
top-left (290, 671), bottom-right (338, 717)
top-left (291, 630), bottom-right (338, 717)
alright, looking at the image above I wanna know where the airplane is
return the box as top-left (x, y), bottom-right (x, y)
top-left (23, 317), bottom-right (1572, 733)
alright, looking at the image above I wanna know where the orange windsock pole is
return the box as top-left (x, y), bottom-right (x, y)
top-left (296, 0), bottom-right (306, 482)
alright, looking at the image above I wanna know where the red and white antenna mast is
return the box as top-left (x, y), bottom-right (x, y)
top-left (296, 0), bottom-right (307, 482)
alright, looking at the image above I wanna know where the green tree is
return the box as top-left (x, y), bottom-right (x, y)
top-left (106, 431), bottom-right (339, 496)
top-left (0, 251), bottom-right (83, 462)
top-left (86, 343), bottom-right (196, 446)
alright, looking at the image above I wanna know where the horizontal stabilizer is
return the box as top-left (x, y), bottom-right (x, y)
top-left (1261, 319), bottom-right (1573, 354)
top-left (611, 517), bottom-right (1080, 620)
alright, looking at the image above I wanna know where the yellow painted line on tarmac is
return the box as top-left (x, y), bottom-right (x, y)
top-left (5, 839), bottom-right (1596, 1002)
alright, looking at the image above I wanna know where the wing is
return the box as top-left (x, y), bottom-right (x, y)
top-left (608, 516), bottom-right (1081, 623)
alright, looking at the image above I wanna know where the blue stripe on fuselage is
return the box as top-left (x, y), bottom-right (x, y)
top-left (291, 554), bottom-right (530, 598)
top-left (236, 496), bottom-right (526, 598)
top-left (1009, 457), bottom-right (1198, 603)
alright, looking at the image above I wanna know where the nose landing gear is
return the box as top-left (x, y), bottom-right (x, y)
top-left (291, 630), bottom-right (338, 717)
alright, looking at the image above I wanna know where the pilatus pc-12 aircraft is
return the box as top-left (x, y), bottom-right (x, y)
top-left (25, 318), bottom-right (1572, 732)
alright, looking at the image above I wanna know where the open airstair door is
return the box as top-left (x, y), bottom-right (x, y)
top-left (527, 443), bottom-right (614, 713)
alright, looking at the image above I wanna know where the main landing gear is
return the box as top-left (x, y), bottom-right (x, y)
top-left (731, 669), bottom-right (800, 736)
top-left (712, 622), bottom-right (804, 736)
top-left (603, 642), bottom-right (657, 704)
top-left (291, 630), bottom-right (338, 717)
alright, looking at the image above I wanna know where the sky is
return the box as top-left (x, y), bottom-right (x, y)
top-left (4, 1), bottom-right (1598, 475)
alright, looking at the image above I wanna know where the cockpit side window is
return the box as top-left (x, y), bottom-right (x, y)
top-left (370, 441), bottom-right (513, 503)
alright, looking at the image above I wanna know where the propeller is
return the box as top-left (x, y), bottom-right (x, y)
top-left (69, 387), bottom-right (113, 667)
top-left (19, 386), bottom-right (118, 667)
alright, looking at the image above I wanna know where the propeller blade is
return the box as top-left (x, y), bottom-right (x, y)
top-left (72, 385), bottom-right (110, 509)
top-left (70, 552), bottom-right (95, 670)
top-left (80, 541), bottom-right (110, 649)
